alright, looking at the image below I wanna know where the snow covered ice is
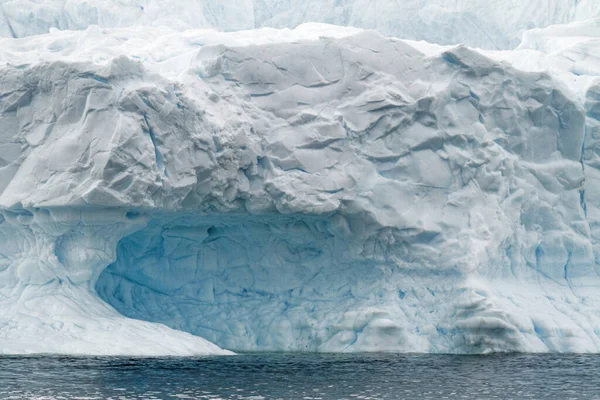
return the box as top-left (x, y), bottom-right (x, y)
top-left (1, 0), bottom-right (600, 49)
top-left (1, 4), bottom-right (600, 355)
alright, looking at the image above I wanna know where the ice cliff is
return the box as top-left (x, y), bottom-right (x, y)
top-left (2, 15), bottom-right (600, 354)
top-left (1, 0), bottom-right (600, 49)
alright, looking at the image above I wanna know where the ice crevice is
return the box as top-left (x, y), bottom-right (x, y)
top-left (1, 22), bottom-right (600, 354)
top-left (0, 3), bottom-right (16, 39)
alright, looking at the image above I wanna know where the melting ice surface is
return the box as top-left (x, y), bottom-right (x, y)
top-left (1, 12), bottom-right (600, 354)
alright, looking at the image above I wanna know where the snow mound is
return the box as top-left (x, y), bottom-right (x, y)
top-left (1, 22), bottom-right (600, 354)
top-left (1, 0), bottom-right (600, 49)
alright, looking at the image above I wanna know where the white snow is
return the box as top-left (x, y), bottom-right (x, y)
top-left (1, 18), bottom-right (600, 354)
top-left (1, 0), bottom-right (600, 49)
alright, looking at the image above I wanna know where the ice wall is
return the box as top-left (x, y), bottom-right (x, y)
top-left (1, 0), bottom-right (600, 49)
top-left (2, 22), bottom-right (600, 354)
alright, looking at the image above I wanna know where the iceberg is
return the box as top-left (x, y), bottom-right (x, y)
top-left (1, 0), bottom-right (600, 49)
top-left (2, 19), bottom-right (600, 354)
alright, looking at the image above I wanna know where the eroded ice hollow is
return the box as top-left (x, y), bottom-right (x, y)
top-left (1, 23), bottom-right (600, 354)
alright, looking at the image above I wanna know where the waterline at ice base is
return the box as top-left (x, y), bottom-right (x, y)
top-left (1, 9), bottom-right (600, 355)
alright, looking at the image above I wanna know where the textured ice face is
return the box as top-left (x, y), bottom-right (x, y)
top-left (1, 0), bottom-right (600, 49)
top-left (1, 22), bottom-right (600, 354)
top-left (0, 208), bottom-right (233, 355)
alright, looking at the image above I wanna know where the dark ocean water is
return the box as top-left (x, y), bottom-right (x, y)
top-left (1, 353), bottom-right (599, 399)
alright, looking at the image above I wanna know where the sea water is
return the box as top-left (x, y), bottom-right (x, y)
top-left (1, 353), bottom-right (599, 399)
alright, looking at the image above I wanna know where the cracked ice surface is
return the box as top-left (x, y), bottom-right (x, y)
top-left (1, 22), bottom-right (600, 354)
